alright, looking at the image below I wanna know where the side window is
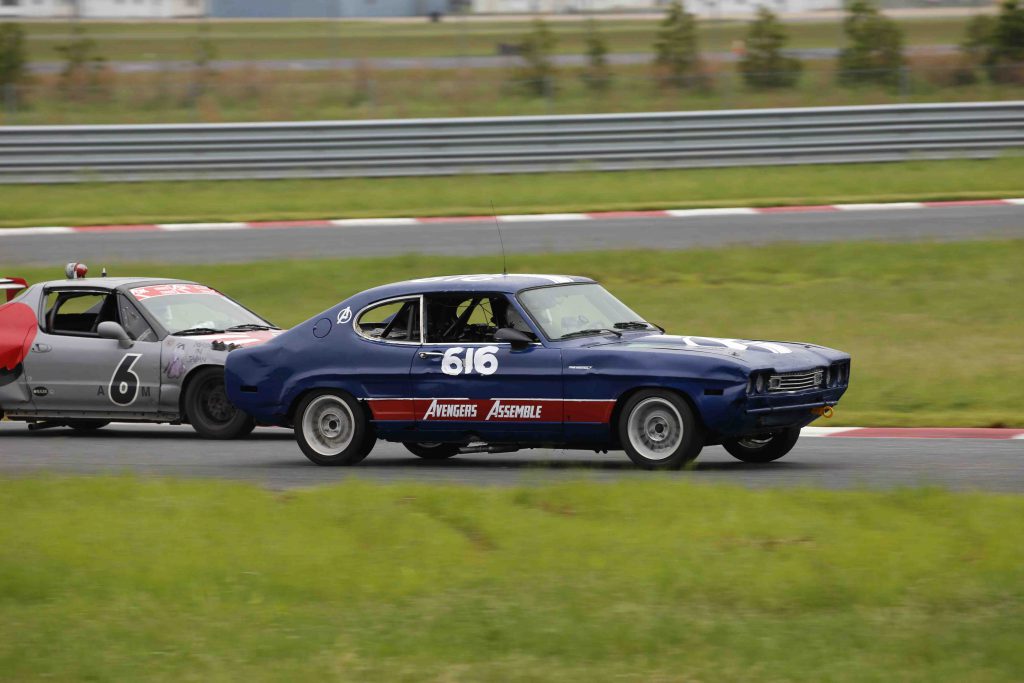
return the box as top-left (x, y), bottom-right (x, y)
top-left (424, 294), bottom-right (536, 343)
top-left (355, 298), bottom-right (420, 343)
top-left (45, 291), bottom-right (117, 337)
top-left (118, 295), bottom-right (157, 342)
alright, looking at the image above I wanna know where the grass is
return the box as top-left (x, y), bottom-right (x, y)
top-left (5, 56), bottom-right (1020, 125)
top-left (1, 476), bottom-right (1022, 681)
top-left (1, 158), bottom-right (1022, 228)
top-left (5, 241), bottom-right (1023, 427)
top-left (18, 16), bottom-right (978, 62)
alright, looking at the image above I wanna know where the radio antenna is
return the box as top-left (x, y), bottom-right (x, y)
top-left (490, 200), bottom-right (507, 276)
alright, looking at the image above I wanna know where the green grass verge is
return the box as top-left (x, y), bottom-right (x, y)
top-left (19, 16), bottom-right (975, 61)
top-left (7, 57), bottom-right (1018, 125)
top-left (1, 158), bottom-right (1021, 228)
top-left (1, 476), bottom-right (1022, 681)
top-left (6, 241), bottom-right (1023, 427)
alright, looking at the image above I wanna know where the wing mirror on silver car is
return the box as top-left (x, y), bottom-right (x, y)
top-left (97, 321), bottom-right (134, 349)
top-left (494, 327), bottom-right (533, 351)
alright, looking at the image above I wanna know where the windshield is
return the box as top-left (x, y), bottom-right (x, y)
top-left (130, 284), bottom-right (271, 335)
top-left (518, 283), bottom-right (651, 340)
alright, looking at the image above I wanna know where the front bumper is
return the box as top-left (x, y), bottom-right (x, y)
top-left (701, 385), bottom-right (848, 439)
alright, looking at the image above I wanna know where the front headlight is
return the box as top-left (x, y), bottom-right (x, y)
top-left (754, 374), bottom-right (765, 393)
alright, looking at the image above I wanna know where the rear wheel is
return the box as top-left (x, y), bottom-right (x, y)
top-left (184, 368), bottom-right (255, 440)
top-left (294, 391), bottom-right (375, 466)
top-left (618, 390), bottom-right (703, 470)
top-left (723, 427), bottom-right (801, 463)
top-left (404, 442), bottom-right (460, 460)
top-left (65, 419), bottom-right (110, 432)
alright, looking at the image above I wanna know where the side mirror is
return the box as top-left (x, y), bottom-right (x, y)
top-left (98, 321), bottom-right (133, 349)
top-left (495, 327), bottom-right (533, 350)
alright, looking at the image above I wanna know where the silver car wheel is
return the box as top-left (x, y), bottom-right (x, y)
top-left (626, 397), bottom-right (684, 461)
top-left (301, 395), bottom-right (355, 457)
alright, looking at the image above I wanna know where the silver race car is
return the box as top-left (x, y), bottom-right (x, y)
top-left (0, 264), bottom-right (282, 438)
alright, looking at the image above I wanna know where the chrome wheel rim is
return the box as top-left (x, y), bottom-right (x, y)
top-left (302, 395), bottom-right (355, 457)
top-left (738, 434), bottom-right (774, 449)
top-left (627, 397), bottom-right (683, 461)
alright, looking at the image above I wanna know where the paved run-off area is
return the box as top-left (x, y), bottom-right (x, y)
top-left (1, 422), bottom-right (1022, 492)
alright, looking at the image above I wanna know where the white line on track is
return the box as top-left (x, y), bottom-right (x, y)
top-left (834, 202), bottom-right (924, 211)
top-left (666, 208), bottom-right (758, 217)
top-left (330, 217), bottom-right (419, 226)
top-left (0, 227), bottom-right (73, 237)
top-left (497, 213), bottom-right (589, 222)
top-left (158, 222), bottom-right (249, 231)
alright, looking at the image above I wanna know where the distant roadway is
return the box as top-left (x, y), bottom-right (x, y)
top-left (3, 204), bottom-right (1023, 266)
top-left (25, 45), bottom-right (956, 74)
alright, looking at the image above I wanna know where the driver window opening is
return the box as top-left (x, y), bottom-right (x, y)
top-left (44, 291), bottom-right (157, 341)
top-left (356, 298), bottom-right (421, 343)
top-left (45, 291), bottom-right (117, 337)
top-left (424, 293), bottom-right (537, 344)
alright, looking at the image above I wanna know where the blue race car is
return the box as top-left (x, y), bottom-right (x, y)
top-left (224, 274), bottom-right (850, 469)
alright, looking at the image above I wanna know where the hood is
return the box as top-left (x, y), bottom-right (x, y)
top-left (593, 333), bottom-right (846, 371)
top-left (169, 329), bottom-right (284, 351)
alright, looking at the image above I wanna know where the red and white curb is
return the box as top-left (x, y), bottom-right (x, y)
top-left (803, 427), bottom-right (1024, 440)
top-left (2, 198), bottom-right (1022, 238)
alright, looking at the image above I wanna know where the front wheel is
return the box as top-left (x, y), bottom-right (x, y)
top-left (723, 427), bottom-right (801, 463)
top-left (184, 368), bottom-right (255, 440)
top-left (618, 390), bottom-right (703, 470)
top-left (404, 442), bottom-right (460, 460)
top-left (294, 391), bottom-right (375, 466)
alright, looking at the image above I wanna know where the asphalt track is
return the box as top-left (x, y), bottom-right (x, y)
top-left (0, 422), bottom-right (1021, 491)
top-left (3, 204), bottom-right (1023, 265)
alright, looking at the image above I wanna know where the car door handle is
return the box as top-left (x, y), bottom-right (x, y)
top-left (419, 351), bottom-right (445, 359)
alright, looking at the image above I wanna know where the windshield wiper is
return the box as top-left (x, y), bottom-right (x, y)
top-left (225, 323), bottom-right (279, 332)
top-left (557, 328), bottom-right (622, 340)
top-left (613, 321), bottom-right (653, 330)
top-left (171, 327), bottom-right (225, 336)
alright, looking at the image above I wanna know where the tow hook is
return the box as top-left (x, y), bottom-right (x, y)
top-left (811, 405), bottom-right (835, 419)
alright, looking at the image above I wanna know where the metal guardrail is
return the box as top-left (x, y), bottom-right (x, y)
top-left (1, 101), bottom-right (1022, 184)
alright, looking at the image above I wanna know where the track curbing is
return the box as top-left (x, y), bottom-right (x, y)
top-left (2, 198), bottom-right (1021, 237)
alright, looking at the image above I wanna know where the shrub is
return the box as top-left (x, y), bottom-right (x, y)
top-left (581, 18), bottom-right (611, 92)
top-left (739, 7), bottom-right (802, 89)
top-left (514, 19), bottom-right (557, 98)
top-left (837, 0), bottom-right (905, 89)
top-left (0, 23), bottom-right (27, 91)
top-left (654, 0), bottom-right (702, 89)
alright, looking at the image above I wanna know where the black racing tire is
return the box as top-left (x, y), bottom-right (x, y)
top-left (66, 419), bottom-right (110, 432)
top-left (404, 442), bottom-right (460, 460)
top-left (294, 390), bottom-right (375, 466)
top-left (723, 427), bottom-right (801, 463)
top-left (618, 389), bottom-right (703, 470)
top-left (184, 367), bottom-right (256, 440)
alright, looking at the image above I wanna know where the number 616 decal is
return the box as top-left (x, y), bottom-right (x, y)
top-left (109, 354), bottom-right (142, 406)
top-left (441, 346), bottom-right (499, 376)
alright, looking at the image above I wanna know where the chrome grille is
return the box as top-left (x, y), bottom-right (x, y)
top-left (768, 368), bottom-right (824, 392)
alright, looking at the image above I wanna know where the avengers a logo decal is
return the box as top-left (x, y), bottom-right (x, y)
top-left (337, 307), bottom-right (352, 324)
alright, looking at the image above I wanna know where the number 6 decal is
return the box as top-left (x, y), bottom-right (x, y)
top-left (441, 346), bottom-right (499, 376)
top-left (110, 353), bottom-right (141, 406)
